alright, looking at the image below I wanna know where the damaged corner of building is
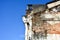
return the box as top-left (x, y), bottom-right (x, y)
top-left (22, 0), bottom-right (60, 40)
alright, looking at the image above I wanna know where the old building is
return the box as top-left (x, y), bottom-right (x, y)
top-left (22, 0), bottom-right (60, 40)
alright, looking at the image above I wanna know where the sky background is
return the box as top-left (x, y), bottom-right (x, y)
top-left (0, 0), bottom-right (53, 40)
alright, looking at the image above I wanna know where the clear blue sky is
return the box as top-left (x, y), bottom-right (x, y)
top-left (0, 0), bottom-right (52, 40)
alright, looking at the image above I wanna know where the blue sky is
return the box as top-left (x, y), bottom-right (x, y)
top-left (0, 0), bottom-right (53, 40)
